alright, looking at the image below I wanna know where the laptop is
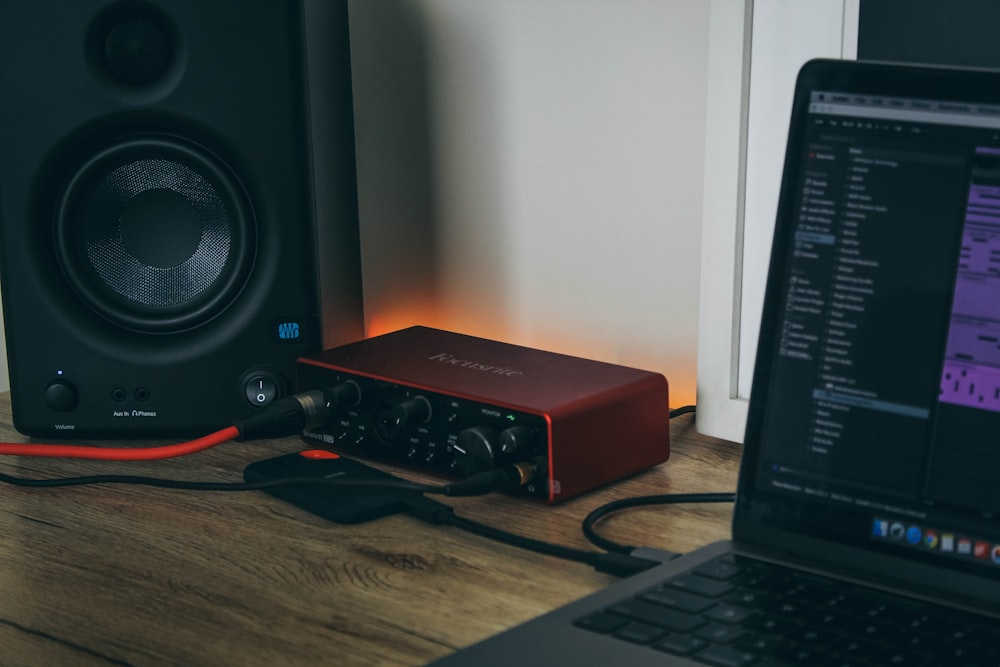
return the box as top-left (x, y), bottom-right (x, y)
top-left (427, 58), bottom-right (1000, 666)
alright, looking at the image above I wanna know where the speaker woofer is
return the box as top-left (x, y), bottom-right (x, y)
top-left (55, 136), bottom-right (255, 333)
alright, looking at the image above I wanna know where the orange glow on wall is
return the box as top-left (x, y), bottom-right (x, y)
top-left (366, 306), bottom-right (442, 340)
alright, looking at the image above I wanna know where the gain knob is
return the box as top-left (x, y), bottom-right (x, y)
top-left (391, 395), bottom-right (432, 425)
top-left (453, 426), bottom-right (498, 477)
top-left (375, 395), bottom-right (432, 442)
top-left (324, 380), bottom-right (361, 409)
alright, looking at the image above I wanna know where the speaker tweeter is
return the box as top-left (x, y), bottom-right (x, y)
top-left (85, 2), bottom-right (183, 96)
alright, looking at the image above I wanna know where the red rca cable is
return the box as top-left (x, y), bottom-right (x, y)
top-left (0, 388), bottom-right (335, 462)
top-left (0, 426), bottom-right (241, 460)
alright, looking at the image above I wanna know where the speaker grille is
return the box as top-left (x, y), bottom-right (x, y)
top-left (86, 158), bottom-right (232, 307)
top-left (56, 137), bottom-right (255, 333)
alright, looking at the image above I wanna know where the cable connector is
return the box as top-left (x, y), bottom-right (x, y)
top-left (235, 389), bottom-right (330, 441)
top-left (401, 495), bottom-right (457, 525)
top-left (591, 552), bottom-right (665, 577)
top-left (443, 458), bottom-right (545, 497)
top-left (235, 380), bottom-right (366, 441)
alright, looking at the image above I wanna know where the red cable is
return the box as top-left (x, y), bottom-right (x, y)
top-left (0, 425), bottom-right (241, 460)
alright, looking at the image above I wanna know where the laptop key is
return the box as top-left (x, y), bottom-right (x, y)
top-left (606, 599), bottom-right (707, 633)
top-left (724, 588), bottom-right (772, 607)
top-left (787, 625), bottom-right (839, 646)
top-left (652, 633), bottom-right (708, 657)
top-left (694, 559), bottom-right (744, 581)
top-left (670, 573), bottom-right (735, 598)
top-left (944, 618), bottom-right (999, 645)
top-left (693, 644), bottom-right (758, 667)
top-left (611, 622), bottom-right (666, 645)
top-left (926, 641), bottom-right (999, 663)
top-left (638, 586), bottom-right (716, 613)
top-left (693, 621), bottom-right (748, 644)
top-left (806, 609), bottom-right (856, 632)
top-left (760, 597), bottom-right (806, 618)
top-left (703, 603), bottom-right (754, 624)
top-left (870, 647), bottom-right (934, 666)
top-left (733, 633), bottom-right (792, 655)
top-left (743, 612), bottom-right (802, 636)
top-left (573, 611), bottom-right (628, 634)
top-left (774, 645), bottom-right (835, 665)
top-left (833, 636), bottom-right (883, 658)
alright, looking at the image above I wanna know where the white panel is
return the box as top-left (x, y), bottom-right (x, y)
top-left (737, 0), bottom-right (854, 399)
top-left (697, 0), bottom-right (858, 442)
top-left (696, 0), bottom-right (753, 442)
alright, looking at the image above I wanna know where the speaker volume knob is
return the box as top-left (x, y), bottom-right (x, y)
top-left (453, 426), bottom-right (498, 477)
top-left (45, 379), bottom-right (79, 412)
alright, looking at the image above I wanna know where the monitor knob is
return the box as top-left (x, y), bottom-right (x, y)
top-left (453, 426), bottom-right (497, 477)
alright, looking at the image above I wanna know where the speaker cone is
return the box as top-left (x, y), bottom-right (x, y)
top-left (55, 136), bottom-right (255, 333)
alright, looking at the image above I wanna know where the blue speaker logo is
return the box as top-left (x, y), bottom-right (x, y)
top-left (277, 321), bottom-right (301, 340)
top-left (271, 316), bottom-right (306, 343)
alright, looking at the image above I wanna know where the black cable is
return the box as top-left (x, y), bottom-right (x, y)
top-left (582, 492), bottom-right (736, 553)
top-left (573, 404), bottom-right (732, 554)
top-left (0, 460), bottom-right (541, 497)
top-left (401, 495), bottom-right (662, 577)
top-left (0, 402), bottom-right (711, 577)
top-left (0, 469), bottom-right (440, 494)
top-left (0, 468), bottom-right (663, 577)
top-left (668, 404), bottom-right (696, 419)
top-left (449, 513), bottom-right (610, 566)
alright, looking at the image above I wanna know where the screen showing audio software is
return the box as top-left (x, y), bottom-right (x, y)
top-left (750, 88), bottom-right (1000, 575)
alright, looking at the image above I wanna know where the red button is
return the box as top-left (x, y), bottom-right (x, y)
top-left (298, 449), bottom-right (340, 460)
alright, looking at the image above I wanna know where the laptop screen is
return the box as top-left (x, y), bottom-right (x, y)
top-left (739, 59), bottom-right (1000, 579)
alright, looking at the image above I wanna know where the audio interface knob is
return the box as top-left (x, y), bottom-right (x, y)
top-left (376, 395), bottom-right (431, 441)
top-left (453, 426), bottom-right (497, 477)
top-left (391, 396), bottom-right (432, 426)
top-left (325, 380), bottom-right (361, 409)
top-left (499, 425), bottom-right (534, 455)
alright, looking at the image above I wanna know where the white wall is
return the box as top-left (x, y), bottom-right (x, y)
top-left (0, 0), bottom-right (711, 406)
top-left (349, 0), bottom-right (709, 406)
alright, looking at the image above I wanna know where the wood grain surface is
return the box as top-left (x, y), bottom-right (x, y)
top-left (0, 393), bottom-right (740, 666)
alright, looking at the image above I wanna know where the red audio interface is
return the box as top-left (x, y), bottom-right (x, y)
top-left (296, 326), bottom-right (670, 503)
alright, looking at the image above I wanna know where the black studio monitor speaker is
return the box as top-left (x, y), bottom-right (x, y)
top-left (0, 0), bottom-right (364, 437)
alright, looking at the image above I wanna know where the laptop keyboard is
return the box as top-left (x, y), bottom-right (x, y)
top-left (574, 554), bottom-right (1000, 666)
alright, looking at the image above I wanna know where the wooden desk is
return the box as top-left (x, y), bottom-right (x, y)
top-left (0, 392), bottom-right (740, 666)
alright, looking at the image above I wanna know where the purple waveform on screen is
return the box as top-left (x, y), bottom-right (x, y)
top-left (939, 164), bottom-right (1000, 413)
